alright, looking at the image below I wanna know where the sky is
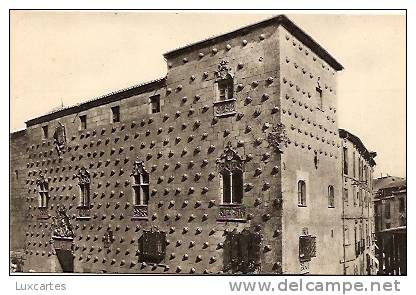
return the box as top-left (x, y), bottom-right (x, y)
top-left (10, 11), bottom-right (406, 178)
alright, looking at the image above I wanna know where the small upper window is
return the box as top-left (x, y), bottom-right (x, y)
top-left (80, 115), bottom-right (87, 130)
top-left (150, 95), bottom-right (161, 114)
top-left (343, 147), bottom-right (348, 175)
top-left (42, 125), bottom-right (48, 139)
top-left (111, 106), bottom-right (120, 123)
top-left (328, 185), bottom-right (335, 208)
top-left (385, 202), bottom-right (391, 219)
top-left (217, 78), bottom-right (234, 101)
top-left (298, 180), bottom-right (306, 206)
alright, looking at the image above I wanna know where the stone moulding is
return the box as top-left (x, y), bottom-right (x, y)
top-left (217, 204), bottom-right (247, 222)
top-left (213, 99), bottom-right (237, 117)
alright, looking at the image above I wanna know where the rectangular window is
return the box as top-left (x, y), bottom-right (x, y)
top-left (133, 173), bottom-right (149, 205)
top-left (80, 115), bottom-right (87, 130)
top-left (344, 226), bottom-right (350, 245)
top-left (80, 183), bottom-right (90, 207)
top-left (298, 180), bottom-right (307, 206)
top-left (111, 106), bottom-right (120, 123)
top-left (221, 170), bottom-right (243, 204)
top-left (299, 235), bottom-right (317, 262)
top-left (217, 79), bottom-right (234, 101)
top-left (139, 230), bottom-right (166, 263)
top-left (316, 87), bottom-right (323, 109)
top-left (42, 125), bottom-right (48, 139)
top-left (399, 198), bottom-right (405, 212)
top-left (343, 188), bottom-right (349, 205)
top-left (343, 147), bottom-right (348, 175)
top-left (224, 230), bottom-right (261, 273)
top-left (385, 202), bottom-right (391, 219)
top-left (38, 183), bottom-right (49, 208)
top-left (353, 152), bottom-right (356, 178)
top-left (150, 95), bottom-right (161, 114)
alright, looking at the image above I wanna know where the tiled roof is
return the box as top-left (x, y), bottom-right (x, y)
top-left (163, 14), bottom-right (343, 71)
top-left (26, 77), bottom-right (166, 127)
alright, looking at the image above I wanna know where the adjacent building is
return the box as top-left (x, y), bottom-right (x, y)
top-left (373, 176), bottom-right (406, 275)
top-left (339, 129), bottom-right (377, 275)
top-left (10, 15), bottom-right (347, 274)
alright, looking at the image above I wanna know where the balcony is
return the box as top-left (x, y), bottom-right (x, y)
top-left (132, 205), bottom-right (148, 220)
top-left (213, 99), bottom-right (236, 117)
top-left (36, 207), bottom-right (49, 220)
top-left (76, 205), bottom-right (91, 220)
top-left (217, 204), bottom-right (246, 222)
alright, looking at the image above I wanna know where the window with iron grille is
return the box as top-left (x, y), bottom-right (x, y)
top-left (223, 229), bottom-right (261, 273)
top-left (138, 230), bottom-right (166, 263)
top-left (299, 235), bottom-right (316, 262)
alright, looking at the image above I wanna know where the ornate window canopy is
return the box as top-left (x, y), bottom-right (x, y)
top-left (51, 205), bottom-right (74, 239)
top-left (215, 59), bottom-right (234, 81)
top-left (131, 159), bottom-right (148, 176)
top-left (36, 173), bottom-right (48, 188)
top-left (267, 123), bottom-right (288, 153)
top-left (216, 142), bottom-right (244, 172)
top-left (76, 167), bottom-right (90, 185)
top-left (53, 122), bottom-right (66, 154)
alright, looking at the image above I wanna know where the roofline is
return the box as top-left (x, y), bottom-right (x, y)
top-left (163, 14), bottom-right (344, 71)
top-left (25, 77), bottom-right (166, 127)
top-left (339, 128), bottom-right (376, 167)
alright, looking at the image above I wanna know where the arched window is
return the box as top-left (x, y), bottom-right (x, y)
top-left (328, 185), bottom-right (335, 208)
top-left (217, 142), bottom-right (244, 204)
top-left (76, 167), bottom-right (90, 207)
top-left (298, 180), bottom-right (306, 206)
top-left (131, 160), bottom-right (149, 205)
top-left (36, 174), bottom-right (49, 208)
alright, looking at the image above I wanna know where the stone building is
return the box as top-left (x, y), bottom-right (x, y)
top-left (339, 129), bottom-right (377, 275)
top-left (10, 15), bottom-right (346, 274)
top-left (373, 176), bottom-right (406, 275)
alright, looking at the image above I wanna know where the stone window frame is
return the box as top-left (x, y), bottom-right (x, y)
top-left (79, 114), bottom-right (87, 131)
top-left (297, 180), bottom-right (307, 207)
top-left (149, 95), bottom-right (161, 114)
top-left (76, 167), bottom-right (91, 208)
top-left (299, 234), bottom-right (316, 262)
top-left (328, 185), bottom-right (335, 208)
top-left (41, 125), bottom-right (48, 140)
top-left (131, 161), bottom-right (150, 206)
top-left (36, 175), bottom-right (49, 208)
top-left (215, 75), bottom-right (234, 102)
top-left (216, 142), bottom-right (245, 205)
top-left (344, 226), bottom-right (350, 245)
top-left (111, 105), bottom-right (120, 123)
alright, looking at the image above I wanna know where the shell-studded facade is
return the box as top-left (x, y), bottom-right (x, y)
top-left (10, 15), bottom-right (350, 274)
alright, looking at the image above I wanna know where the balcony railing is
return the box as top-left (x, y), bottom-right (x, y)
top-left (217, 204), bottom-right (246, 222)
top-left (213, 99), bottom-right (236, 117)
top-left (37, 207), bottom-right (49, 220)
top-left (132, 205), bottom-right (148, 220)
